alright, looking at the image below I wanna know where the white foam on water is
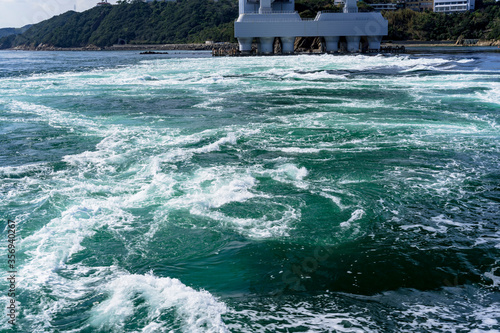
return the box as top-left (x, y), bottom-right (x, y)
top-left (195, 75), bottom-right (227, 85)
top-left (396, 299), bottom-right (500, 333)
top-left (290, 54), bottom-right (449, 73)
top-left (181, 54), bottom-right (460, 83)
top-left (265, 163), bottom-right (309, 189)
top-left (338, 99), bottom-right (389, 109)
top-left (9, 101), bottom-right (99, 132)
top-left (399, 224), bottom-right (449, 234)
top-left (340, 209), bottom-right (365, 228)
top-left (19, 200), bottom-right (135, 287)
top-left (16, 264), bottom-right (112, 332)
top-left (319, 190), bottom-right (349, 211)
top-left (167, 166), bottom-right (257, 210)
top-left (273, 147), bottom-right (322, 154)
top-left (400, 64), bottom-right (446, 73)
top-left (484, 264), bottom-right (500, 288)
top-left (0, 58), bottom-right (230, 97)
top-left (157, 128), bottom-right (213, 148)
top-left (474, 232), bottom-right (499, 248)
top-left (191, 203), bottom-right (298, 238)
top-left (124, 158), bottom-right (177, 207)
top-left (470, 303), bottom-right (500, 332)
top-left (384, 163), bottom-right (472, 210)
top-left (430, 214), bottom-right (475, 231)
top-left (126, 157), bottom-right (313, 238)
top-left (62, 126), bottom-right (182, 175)
top-left (427, 109), bottom-right (498, 133)
top-left (0, 162), bottom-right (51, 177)
top-left (8, 127), bottom-right (177, 283)
top-left (226, 297), bottom-right (378, 333)
top-left (89, 272), bottom-right (229, 333)
top-left (477, 82), bottom-right (500, 106)
top-left (386, 72), bottom-right (500, 106)
top-left (282, 70), bottom-right (348, 81)
top-left (159, 132), bottom-right (237, 163)
top-left (398, 304), bottom-right (463, 332)
top-left (139, 75), bottom-right (160, 81)
top-left (160, 164), bottom-right (298, 238)
top-left (196, 132), bottom-right (237, 154)
top-left (193, 97), bottom-right (226, 111)
top-left (63, 149), bottom-right (119, 174)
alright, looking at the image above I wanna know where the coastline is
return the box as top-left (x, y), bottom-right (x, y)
top-left (3, 39), bottom-right (499, 51)
top-left (384, 40), bottom-right (500, 47)
top-left (6, 43), bottom-right (237, 51)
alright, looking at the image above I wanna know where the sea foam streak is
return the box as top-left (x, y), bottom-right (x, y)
top-left (89, 273), bottom-right (228, 333)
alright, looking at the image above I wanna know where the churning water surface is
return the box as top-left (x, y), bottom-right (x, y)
top-left (0, 49), bottom-right (499, 332)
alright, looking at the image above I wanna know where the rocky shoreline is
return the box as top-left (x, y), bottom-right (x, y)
top-left (385, 39), bottom-right (500, 47)
top-left (8, 43), bottom-right (237, 51)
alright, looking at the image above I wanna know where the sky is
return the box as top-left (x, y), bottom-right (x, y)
top-left (0, 0), bottom-right (118, 28)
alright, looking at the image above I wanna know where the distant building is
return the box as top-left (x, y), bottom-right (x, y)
top-left (96, 0), bottom-right (111, 6)
top-left (405, 0), bottom-right (434, 11)
top-left (370, 3), bottom-right (398, 11)
top-left (334, 0), bottom-right (347, 5)
top-left (433, 0), bottom-right (474, 12)
top-left (335, 0), bottom-right (402, 11)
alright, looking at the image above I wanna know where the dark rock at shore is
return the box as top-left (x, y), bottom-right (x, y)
top-left (140, 51), bottom-right (169, 54)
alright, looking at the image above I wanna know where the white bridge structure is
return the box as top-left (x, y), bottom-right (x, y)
top-left (234, 0), bottom-right (388, 54)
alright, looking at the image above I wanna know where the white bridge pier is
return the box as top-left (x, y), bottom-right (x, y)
top-left (234, 0), bottom-right (388, 54)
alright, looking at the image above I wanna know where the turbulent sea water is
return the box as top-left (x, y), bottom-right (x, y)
top-left (0, 49), bottom-right (499, 332)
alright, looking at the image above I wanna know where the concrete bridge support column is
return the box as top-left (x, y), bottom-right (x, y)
top-left (280, 37), bottom-right (295, 54)
top-left (324, 36), bottom-right (340, 53)
top-left (346, 36), bottom-right (361, 52)
top-left (367, 36), bottom-right (383, 50)
top-left (258, 37), bottom-right (275, 54)
top-left (238, 37), bottom-right (253, 54)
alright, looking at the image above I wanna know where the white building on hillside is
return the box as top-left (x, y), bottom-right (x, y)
top-left (96, 0), bottom-right (111, 6)
top-left (334, 0), bottom-right (352, 5)
top-left (335, 0), bottom-right (399, 11)
top-left (371, 3), bottom-right (398, 11)
top-left (433, 0), bottom-right (474, 12)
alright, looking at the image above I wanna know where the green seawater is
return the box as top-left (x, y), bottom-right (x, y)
top-left (0, 50), bottom-right (499, 332)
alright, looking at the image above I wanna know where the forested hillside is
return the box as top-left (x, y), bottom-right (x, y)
top-left (384, 3), bottom-right (500, 41)
top-left (0, 0), bottom-right (499, 49)
top-left (0, 0), bottom-right (238, 49)
top-left (0, 25), bottom-right (32, 39)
